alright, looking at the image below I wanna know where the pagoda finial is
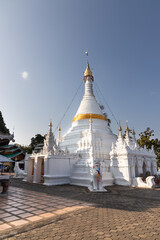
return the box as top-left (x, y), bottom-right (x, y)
top-left (126, 120), bottom-right (129, 131)
top-left (132, 128), bottom-right (136, 135)
top-left (58, 125), bottom-right (62, 145)
top-left (118, 120), bottom-right (122, 131)
top-left (84, 51), bottom-right (93, 80)
top-left (85, 51), bottom-right (88, 63)
top-left (49, 119), bottom-right (52, 128)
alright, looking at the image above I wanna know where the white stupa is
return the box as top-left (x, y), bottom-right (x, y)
top-left (24, 55), bottom-right (157, 190)
top-left (59, 57), bottom-right (117, 187)
top-left (60, 59), bottom-right (117, 159)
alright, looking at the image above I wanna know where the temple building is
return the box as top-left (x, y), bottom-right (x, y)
top-left (0, 129), bottom-right (24, 162)
top-left (24, 58), bottom-right (157, 190)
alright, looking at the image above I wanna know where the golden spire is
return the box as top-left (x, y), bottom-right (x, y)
top-left (49, 120), bottom-right (52, 128)
top-left (84, 51), bottom-right (93, 80)
top-left (126, 121), bottom-right (129, 131)
top-left (118, 120), bottom-right (122, 131)
top-left (59, 126), bottom-right (61, 131)
top-left (84, 62), bottom-right (93, 78)
top-left (132, 128), bottom-right (136, 135)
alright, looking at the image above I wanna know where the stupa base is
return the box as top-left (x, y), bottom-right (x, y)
top-left (88, 186), bottom-right (107, 192)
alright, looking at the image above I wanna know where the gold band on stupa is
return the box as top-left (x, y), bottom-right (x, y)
top-left (72, 113), bottom-right (107, 122)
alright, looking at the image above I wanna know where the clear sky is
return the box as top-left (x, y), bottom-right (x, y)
top-left (0, 0), bottom-right (160, 145)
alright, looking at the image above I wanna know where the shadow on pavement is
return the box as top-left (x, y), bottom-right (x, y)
top-left (6, 178), bottom-right (160, 213)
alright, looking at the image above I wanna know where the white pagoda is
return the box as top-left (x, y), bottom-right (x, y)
top-left (59, 59), bottom-right (117, 188)
top-left (24, 57), bottom-right (157, 190)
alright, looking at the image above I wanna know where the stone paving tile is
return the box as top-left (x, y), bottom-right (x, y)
top-left (3, 216), bottom-right (20, 222)
top-left (0, 213), bottom-right (12, 218)
top-left (5, 204), bottom-right (160, 239)
top-left (0, 224), bottom-right (12, 231)
top-left (26, 216), bottom-right (43, 222)
top-left (10, 219), bottom-right (29, 226)
top-left (0, 179), bottom-right (160, 240)
top-left (0, 210), bottom-right (5, 214)
top-left (18, 213), bottom-right (33, 218)
top-left (17, 205), bottom-right (29, 209)
top-left (32, 210), bottom-right (45, 214)
top-left (5, 207), bottom-right (18, 212)
top-left (39, 213), bottom-right (55, 218)
top-left (11, 210), bottom-right (25, 215)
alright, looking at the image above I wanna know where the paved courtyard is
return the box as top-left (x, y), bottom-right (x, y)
top-left (0, 179), bottom-right (160, 240)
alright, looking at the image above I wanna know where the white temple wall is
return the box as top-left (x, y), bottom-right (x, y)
top-left (44, 156), bottom-right (48, 176)
top-left (70, 163), bottom-right (92, 187)
top-left (61, 118), bottom-right (116, 156)
top-left (43, 156), bottom-right (78, 185)
top-left (24, 154), bottom-right (29, 174)
top-left (110, 143), bottom-right (158, 187)
top-left (102, 171), bottom-right (114, 186)
top-left (115, 166), bottom-right (131, 185)
top-left (135, 156), bottom-right (143, 177)
top-left (151, 159), bottom-right (157, 175)
top-left (23, 154), bottom-right (30, 181)
top-left (110, 153), bottom-right (132, 186)
top-left (135, 154), bottom-right (155, 176)
top-left (145, 158), bottom-right (151, 173)
top-left (33, 156), bottom-right (38, 183)
top-left (129, 156), bottom-right (136, 179)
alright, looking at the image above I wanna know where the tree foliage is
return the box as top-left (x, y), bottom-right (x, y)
top-left (137, 128), bottom-right (160, 167)
top-left (153, 138), bottom-right (160, 168)
top-left (137, 128), bottom-right (155, 149)
top-left (0, 111), bottom-right (10, 134)
top-left (30, 134), bottom-right (45, 150)
top-left (19, 134), bottom-right (45, 154)
top-left (19, 145), bottom-right (33, 154)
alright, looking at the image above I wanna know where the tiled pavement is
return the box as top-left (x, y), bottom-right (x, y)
top-left (0, 179), bottom-right (160, 240)
top-left (0, 185), bottom-right (88, 233)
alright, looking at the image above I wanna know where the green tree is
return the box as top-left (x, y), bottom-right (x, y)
top-left (18, 134), bottom-right (45, 154)
top-left (18, 145), bottom-right (33, 154)
top-left (153, 138), bottom-right (160, 168)
top-left (0, 111), bottom-right (10, 134)
top-left (30, 134), bottom-right (45, 151)
top-left (137, 128), bottom-right (155, 150)
top-left (137, 128), bottom-right (160, 168)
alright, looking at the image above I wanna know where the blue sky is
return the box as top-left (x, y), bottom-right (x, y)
top-left (0, 0), bottom-right (160, 145)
